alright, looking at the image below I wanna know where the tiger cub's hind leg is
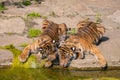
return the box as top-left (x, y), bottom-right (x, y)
top-left (18, 45), bottom-right (31, 63)
top-left (91, 45), bottom-right (107, 68)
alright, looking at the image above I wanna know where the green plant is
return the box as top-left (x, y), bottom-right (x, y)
top-left (27, 12), bottom-right (42, 19)
top-left (0, 3), bottom-right (6, 11)
top-left (22, 0), bottom-right (32, 6)
top-left (19, 43), bottom-right (28, 48)
top-left (95, 13), bottom-right (102, 24)
top-left (42, 16), bottom-right (47, 19)
top-left (67, 28), bottom-right (77, 35)
top-left (49, 11), bottom-right (56, 17)
top-left (28, 28), bottom-right (41, 38)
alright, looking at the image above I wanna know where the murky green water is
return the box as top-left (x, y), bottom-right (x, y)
top-left (0, 68), bottom-right (120, 80)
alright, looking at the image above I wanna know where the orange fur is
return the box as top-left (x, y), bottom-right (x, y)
top-left (58, 35), bottom-right (107, 68)
top-left (19, 20), bottom-right (68, 67)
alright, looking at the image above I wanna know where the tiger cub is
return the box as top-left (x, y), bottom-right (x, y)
top-left (58, 35), bottom-right (107, 68)
top-left (41, 19), bottom-right (68, 41)
top-left (19, 20), bottom-right (68, 67)
top-left (76, 20), bottom-right (105, 44)
top-left (58, 21), bottom-right (107, 68)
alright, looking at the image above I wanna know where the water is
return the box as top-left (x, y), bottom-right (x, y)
top-left (0, 68), bottom-right (120, 80)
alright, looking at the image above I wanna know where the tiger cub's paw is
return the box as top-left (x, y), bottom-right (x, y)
top-left (18, 53), bottom-right (29, 63)
top-left (100, 61), bottom-right (107, 69)
top-left (101, 63), bottom-right (107, 70)
top-left (44, 61), bottom-right (52, 68)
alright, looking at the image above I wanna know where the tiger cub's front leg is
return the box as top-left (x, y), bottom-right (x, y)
top-left (18, 41), bottom-right (39, 63)
top-left (18, 45), bottom-right (31, 63)
top-left (44, 53), bottom-right (57, 68)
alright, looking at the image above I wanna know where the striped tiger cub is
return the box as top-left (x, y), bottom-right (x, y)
top-left (41, 19), bottom-right (68, 41)
top-left (19, 20), bottom-right (68, 67)
top-left (76, 20), bottom-right (105, 44)
top-left (58, 20), bottom-right (107, 68)
top-left (58, 35), bottom-right (107, 68)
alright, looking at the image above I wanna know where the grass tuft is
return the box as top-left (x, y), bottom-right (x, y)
top-left (95, 13), bottom-right (102, 24)
top-left (28, 28), bottom-right (42, 38)
top-left (0, 4), bottom-right (7, 11)
top-left (19, 43), bottom-right (29, 48)
top-left (67, 28), bottom-right (77, 35)
top-left (22, 0), bottom-right (32, 6)
top-left (27, 12), bottom-right (42, 19)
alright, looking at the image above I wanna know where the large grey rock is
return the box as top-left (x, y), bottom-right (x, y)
top-left (0, 34), bottom-right (33, 44)
top-left (99, 30), bottom-right (120, 67)
top-left (0, 35), bottom-right (33, 50)
top-left (0, 49), bottom-right (13, 68)
top-left (0, 17), bottom-right (25, 34)
top-left (108, 10), bottom-right (120, 23)
top-left (101, 17), bottom-right (120, 30)
top-left (83, 0), bottom-right (120, 15)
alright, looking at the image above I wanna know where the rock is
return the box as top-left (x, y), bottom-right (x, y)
top-left (101, 17), bottom-right (120, 30)
top-left (0, 0), bottom-right (120, 70)
top-left (0, 49), bottom-right (13, 68)
top-left (0, 17), bottom-right (25, 34)
top-left (108, 10), bottom-right (120, 23)
top-left (32, 18), bottom-right (44, 29)
top-left (99, 30), bottom-right (120, 68)
top-left (0, 0), bottom-right (22, 6)
top-left (0, 35), bottom-right (33, 50)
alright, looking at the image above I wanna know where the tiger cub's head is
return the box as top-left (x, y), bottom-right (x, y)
top-left (36, 35), bottom-right (56, 59)
top-left (58, 42), bottom-right (77, 68)
top-left (58, 23), bottom-right (68, 41)
top-left (41, 19), bottom-right (68, 41)
top-left (41, 19), bottom-right (53, 32)
top-left (76, 19), bottom-right (92, 32)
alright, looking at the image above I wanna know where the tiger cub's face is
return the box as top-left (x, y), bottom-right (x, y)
top-left (37, 35), bottom-right (56, 59)
top-left (58, 43), bottom-right (77, 68)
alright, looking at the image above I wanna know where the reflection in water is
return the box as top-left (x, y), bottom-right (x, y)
top-left (0, 68), bottom-right (120, 80)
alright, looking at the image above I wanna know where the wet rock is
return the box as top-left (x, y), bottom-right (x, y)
top-left (0, 17), bottom-right (25, 34)
top-left (0, 49), bottom-right (13, 68)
